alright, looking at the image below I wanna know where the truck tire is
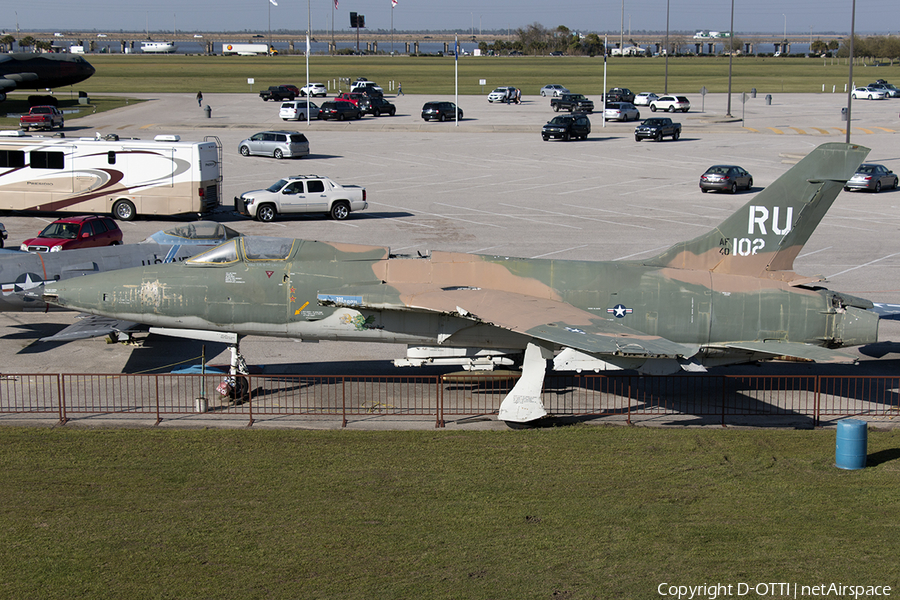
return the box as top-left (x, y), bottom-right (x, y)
top-left (553, 105), bottom-right (560, 112)
top-left (256, 204), bottom-right (277, 222)
top-left (672, 130), bottom-right (680, 140)
top-left (113, 200), bottom-right (136, 221)
top-left (330, 202), bottom-right (350, 221)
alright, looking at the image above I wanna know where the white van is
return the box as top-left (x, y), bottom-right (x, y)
top-left (280, 100), bottom-right (320, 121)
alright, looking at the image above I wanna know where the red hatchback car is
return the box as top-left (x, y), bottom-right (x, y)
top-left (20, 215), bottom-right (123, 252)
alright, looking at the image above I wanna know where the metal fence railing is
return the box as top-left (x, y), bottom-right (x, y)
top-left (1, 372), bottom-right (898, 428)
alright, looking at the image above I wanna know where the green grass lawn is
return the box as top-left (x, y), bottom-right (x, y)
top-left (0, 426), bottom-right (897, 599)
top-left (62, 54), bottom-right (900, 97)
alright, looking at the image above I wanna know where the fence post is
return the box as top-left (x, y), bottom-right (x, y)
top-left (154, 376), bottom-right (161, 426)
top-left (341, 376), bottom-right (347, 428)
top-left (721, 375), bottom-right (726, 427)
top-left (247, 375), bottom-right (255, 427)
top-left (57, 374), bottom-right (68, 425)
top-left (435, 375), bottom-right (443, 428)
top-left (814, 374), bottom-right (820, 427)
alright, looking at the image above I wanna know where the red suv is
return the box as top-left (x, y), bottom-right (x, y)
top-left (20, 215), bottom-right (123, 252)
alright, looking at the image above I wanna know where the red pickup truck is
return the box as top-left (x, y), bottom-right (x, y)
top-left (19, 106), bottom-right (65, 131)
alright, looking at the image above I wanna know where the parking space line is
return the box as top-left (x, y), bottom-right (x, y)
top-left (812, 127), bottom-right (830, 134)
top-left (742, 127), bottom-right (760, 132)
top-left (874, 127), bottom-right (896, 132)
top-left (766, 127), bottom-right (785, 134)
top-left (855, 128), bottom-right (875, 134)
top-left (789, 127), bottom-right (807, 135)
top-left (434, 202), bottom-right (582, 230)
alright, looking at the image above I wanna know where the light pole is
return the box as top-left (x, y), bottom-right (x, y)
top-left (846, 0), bottom-right (856, 143)
top-left (726, 0), bottom-right (735, 117)
top-left (664, 0), bottom-right (669, 93)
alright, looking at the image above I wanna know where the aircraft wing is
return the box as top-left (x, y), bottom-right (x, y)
top-left (713, 340), bottom-right (858, 364)
top-left (39, 314), bottom-right (142, 343)
top-left (0, 78), bottom-right (18, 91)
top-left (319, 285), bottom-right (698, 359)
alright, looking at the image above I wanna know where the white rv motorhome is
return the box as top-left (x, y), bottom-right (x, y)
top-left (0, 133), bottom-right (222, 220)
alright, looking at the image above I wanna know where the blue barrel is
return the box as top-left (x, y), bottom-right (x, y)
top-left (835, 419), bottom-right (868, 470)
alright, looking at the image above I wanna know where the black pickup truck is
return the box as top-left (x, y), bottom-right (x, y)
top-left (550, 93), bottom-right (594, 113)
top-left (634, 117), bottom-right (681, 141)
top-left (259, 86), bottom-right (296, 101)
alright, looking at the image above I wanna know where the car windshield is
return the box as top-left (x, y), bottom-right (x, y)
top-left (267, 179), bottom-right (289, 193)
top-left (644, 119), bottom-right (666, 126)
top-left (549, 117), bottom-right (572, 125)
top-left (39, 222), bottom-right (79, 239)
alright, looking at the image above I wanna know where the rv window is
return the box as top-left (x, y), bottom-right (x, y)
top-left (0, 150), bottom-right (25, 168)
top-left (30, 151), bottom-right (64, 170)
top-left (108, 151), bottom-right (116, 165)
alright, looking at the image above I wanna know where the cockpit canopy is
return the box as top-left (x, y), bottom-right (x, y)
top-left (187, 237), bottom-right (297, 265)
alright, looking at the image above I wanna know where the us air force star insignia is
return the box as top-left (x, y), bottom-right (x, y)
top-left (607, 304), bottom-right (633, 318)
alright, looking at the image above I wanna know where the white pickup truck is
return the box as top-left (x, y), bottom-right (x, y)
top-left (234, 175), bottom-right (367, 222)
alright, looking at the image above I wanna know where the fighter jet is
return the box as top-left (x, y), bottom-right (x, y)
top-left (43, 143), bottom-right (888, 423)
top-left (0, 53), bottom-right (96, 102)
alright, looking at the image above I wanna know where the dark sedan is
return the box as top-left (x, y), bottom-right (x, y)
top-left (317, 100), bottom-right (363, 121)
top-left (844, 164), bottom-right (898, 193)
top-left (699, 165), bottom-right (753, 194)
top-left (421, 101), bottom-right (463, 121)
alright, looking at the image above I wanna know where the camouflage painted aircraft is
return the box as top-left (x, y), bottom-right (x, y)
top-left (43, 143), bottom-right (890, 423)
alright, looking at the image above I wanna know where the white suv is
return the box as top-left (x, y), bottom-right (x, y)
top-left (649, 95), bottom-right (691, 113)
top-left (300, 82), bottom-right (328, 97)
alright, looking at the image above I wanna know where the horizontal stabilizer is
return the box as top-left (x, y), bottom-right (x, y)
top-left (717, 340), bottom-right (858, 364)
top-left (870, 303), bottom-right (900, 321)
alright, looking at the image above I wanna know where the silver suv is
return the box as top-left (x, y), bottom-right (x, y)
top-left (238, 131), bottom-right (309, 159)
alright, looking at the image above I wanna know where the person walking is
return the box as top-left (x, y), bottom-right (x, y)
top-left (398, 82), bottom-right (404, 96)
top-left (196, 91), bottom-right (203, 107)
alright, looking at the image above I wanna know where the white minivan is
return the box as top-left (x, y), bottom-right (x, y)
top-left (280, 100), bottom-right (320, 121)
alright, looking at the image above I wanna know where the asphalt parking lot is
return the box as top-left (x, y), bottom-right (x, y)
top-left (2, 91), bottom-right (900, 386)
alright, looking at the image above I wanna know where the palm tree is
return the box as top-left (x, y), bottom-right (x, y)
top-left (0, 34), bottom-right (15, 52)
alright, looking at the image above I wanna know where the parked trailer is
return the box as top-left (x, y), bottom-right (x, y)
top-left (0, 132), bottom-right (222, 220)
top-left (221, 43), bottom-right (273, 56)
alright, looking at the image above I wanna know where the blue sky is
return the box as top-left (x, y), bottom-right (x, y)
top-left (3, 0), bottom-right (893, 36)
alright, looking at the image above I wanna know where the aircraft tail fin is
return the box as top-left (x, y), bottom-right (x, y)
top-left (643, 142), bottom-right (870, 278)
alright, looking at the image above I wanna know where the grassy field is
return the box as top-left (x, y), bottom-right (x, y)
top-left (65, 54), bottom-right (900, 96)
top-left (0, 426), bottom-right (897, 599)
